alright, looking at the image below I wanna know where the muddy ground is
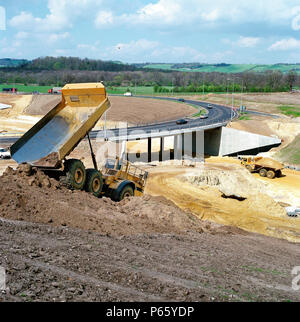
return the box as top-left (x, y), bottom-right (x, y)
top-left (0, 165), bottom-right (300, 302)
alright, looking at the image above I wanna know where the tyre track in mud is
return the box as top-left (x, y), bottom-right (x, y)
top-left (1, 217), bottom-right (300, 302)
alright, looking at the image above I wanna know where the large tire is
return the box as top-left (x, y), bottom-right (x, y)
top-left (84, 169), bottom-right (103, 197)
top-left (62, 159), bottom-right (86, 190)
top-left (276, 170), bottom-right (282, 178)
top-left (259, 168), bottom-right (267, 177)
top-left (267, 170), bottom-right (276, 179)
top-left (115, 185), bottom-right (134, 202)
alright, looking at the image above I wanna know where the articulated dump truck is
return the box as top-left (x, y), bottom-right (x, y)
top-left (239, 156), bottom-right (283, 179)
top-left (10, 83), bottom-right (148, 201)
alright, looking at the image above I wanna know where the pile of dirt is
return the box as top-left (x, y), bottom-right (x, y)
top-left (182, 167), bottom-right (266, 199)
top-left (0, 164), bottom-right (219, 236)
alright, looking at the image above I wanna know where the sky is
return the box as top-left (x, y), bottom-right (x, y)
top-left (0, 0), bottom-right (300, 64)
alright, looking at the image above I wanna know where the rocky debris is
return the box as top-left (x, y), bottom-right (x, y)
top-left (3, 164), bottom-right (60, 190)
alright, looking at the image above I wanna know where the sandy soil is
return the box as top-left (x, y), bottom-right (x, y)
top-left (145, 162), bottom-right (300, 243)
top-left (0, 164), bottom-right (299, 302)
top-left (0, 94), bottom-right (36, 133)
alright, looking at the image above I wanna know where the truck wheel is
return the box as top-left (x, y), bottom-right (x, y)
top-left (267, 170), bottom-right (275, 179)
top-left (259, 168), bottom-right (267, 177)
top-left (84, 169), bottom-right (103, 197)
top-left (116, 185), bottom-right (134, 202)
top-left (63, 159), bottom-right (86, 190)
top-left (276, 170), bottom-right (282, 177)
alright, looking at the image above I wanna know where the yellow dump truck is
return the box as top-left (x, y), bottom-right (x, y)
top-left (239, 156), bottom-right (284, 179)
top-left (10, 83), bottom-right (148, 201)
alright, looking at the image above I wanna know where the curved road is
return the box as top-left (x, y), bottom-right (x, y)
top-left (90, 96), bottom-right (234, 140)
top-left (0, 96), bottom-right (235, 145)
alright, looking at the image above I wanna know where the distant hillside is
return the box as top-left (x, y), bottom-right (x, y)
top-left (0, 58), bottom-right (28, 68)
top-left (4, 57), bottom-right (138, 72)
top-left (136, 63), bottom-right (300, 74)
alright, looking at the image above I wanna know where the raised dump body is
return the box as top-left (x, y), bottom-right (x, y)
top-left (253, 157), bottom-right (283, 171)
top-left (239, 155), bottom-right (284, 179)
top-left (10, 83), bottom-right (110, 168)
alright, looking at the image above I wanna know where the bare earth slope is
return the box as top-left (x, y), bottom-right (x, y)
top-left (24, 95), bottom-right (195, 124)
top-left (0, 165), bottom-right (300, 302)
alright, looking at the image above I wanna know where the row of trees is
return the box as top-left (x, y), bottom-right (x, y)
top-left (0, 58), bottom-right (299, 91)
top-left (16, 56), bottom-right (137, 72)
top-left (154, 82), bottom-right (290, 93)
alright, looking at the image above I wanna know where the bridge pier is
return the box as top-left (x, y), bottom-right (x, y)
top-left (148, 137), bottom-right (152, 163)
top-left (174, 134), bottom-right (183, 160)
top-left (159, 137), bottom-right (165, 162)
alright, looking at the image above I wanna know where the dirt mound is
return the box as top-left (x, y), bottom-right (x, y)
top-left (182, 168), bottom-right (266, 199)
top-left (0, 164), bottom-right (214, 236)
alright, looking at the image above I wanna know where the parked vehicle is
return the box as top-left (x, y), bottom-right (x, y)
top-left (2, 88), bottom-right (17, 93)
top-left (48, 87), bottom-right (62, 94)
top-left (0, 147), bottom-right (11, 159)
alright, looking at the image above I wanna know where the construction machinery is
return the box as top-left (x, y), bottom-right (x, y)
top-left (239, 156), bottom-right (284, 179)
top-left (10, 83), bottom-right (148, 201)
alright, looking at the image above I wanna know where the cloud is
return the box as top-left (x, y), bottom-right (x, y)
top-left (10, 11), bottom-right (35, 28)
top-left (9, 0), bottom-right (103, 32)
top-left (103, 39), bottom-right (205, 63)
top-left (269, 38), bottom-right (300, 51)
top-left (236, 37), bottom-right (261, 48)
top-left (48, 32), bottom-right (70, 43)
top-left (15, 31), bottom-right (29, 40)
top-left (113, 39), bottom-right (159, 55)
top-left (95, 11), bottom-right (114, 28)
top-left (291, 6), bottom-right (300, 30)
top-left (77, 43), bottom-right (99, 52)
top-left (94, 0), bottom-right (300, 31)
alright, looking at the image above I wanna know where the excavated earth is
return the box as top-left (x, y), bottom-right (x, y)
top-left (0, 164), bottom-right (300, 302)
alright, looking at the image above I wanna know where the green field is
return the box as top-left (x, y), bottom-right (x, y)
top-left (0, 84), bottom-right (215, 96)
top-left (141, 63), bottom-right (300, 74)
top-left (278, 106), bottom-right (300, 118)
top-left (143, 64), bottom-right (174, 70)
top-left (106, 86), bottom-right (156, 95)
top-left (0, 84), bottom-right (51, 93)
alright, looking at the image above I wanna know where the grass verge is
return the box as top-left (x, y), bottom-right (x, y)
top-left (275, 134), bottom-right (300, 164)
top-left (278, 106), bottom-right (300, 118)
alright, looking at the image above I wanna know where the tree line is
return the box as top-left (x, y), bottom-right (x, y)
top-left (0, 56), bottom-right (299, 92)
